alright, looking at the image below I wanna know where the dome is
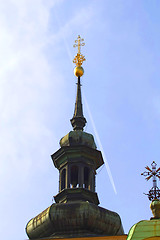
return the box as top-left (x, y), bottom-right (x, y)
top-left (60, 130), bottom-right (97, 149)
top-left (127, 219), bottom-right (160, 240)
top-left (26, 201), bottom-right (124, 239)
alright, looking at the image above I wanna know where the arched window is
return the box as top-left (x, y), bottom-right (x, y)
top-left (61, 169), bottom-right (66, 190)
top-left (71, 165), bottom-right (78, 188)
top-left (84, 167), bottom-right (89, 189)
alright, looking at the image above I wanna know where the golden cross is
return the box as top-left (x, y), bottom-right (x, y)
top-left (73, 35), bottom-right (85, 54)
top-left (73, 35), bottom-right (86, 67)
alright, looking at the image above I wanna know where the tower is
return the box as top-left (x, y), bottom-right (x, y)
top-left (26, 36), bottom-right (124, 239)
top-left (52, 36), bottom-right (103, 206)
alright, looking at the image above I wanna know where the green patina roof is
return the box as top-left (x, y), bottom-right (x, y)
top-left (26, 201), bottom-right (124, 239)
top-left (60, 130), bottom-right (97, 149)
top-left (127, 219), bottom-right (160, 240)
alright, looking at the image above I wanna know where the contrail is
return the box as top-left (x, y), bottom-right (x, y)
top-left (83, 93), bottom-right (117, 194)
top-left (53, 9), bottom-right (117, 194)
top-left (53, 7), bottom-right (73, 66)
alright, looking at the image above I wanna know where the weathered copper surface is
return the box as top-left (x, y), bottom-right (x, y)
top-left (26, 202), bottom-right (124, 239)
top-left (54, 188), bottom-right (99, 205)
top-left (34, 236), bottom-right (127, 240)
top-left (60, 130), bottom-right (97, 149)
top-left (51, 145), bottom-right (104, 171)
top-left (127, 219), bottom-right (160, 240)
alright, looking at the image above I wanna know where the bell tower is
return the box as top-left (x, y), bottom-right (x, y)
top-left (52, 73), bottom-right (103, 204)
top-left (26, 36), bottom-right (124, 239)
top-left (52, 36), bottom-right (103, 205)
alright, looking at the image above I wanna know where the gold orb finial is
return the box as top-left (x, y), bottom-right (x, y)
top-left (74, 66), bottom-right (84, 77)
top-left (73, 35), bottom-right (85, 77)
top-left (150, 199), bottom-right (160, 219)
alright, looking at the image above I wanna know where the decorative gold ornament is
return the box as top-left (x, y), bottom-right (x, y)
top-left (73, 35), bottom-right (86, 76)
top-left (74, 66), bottom-right (84, 77)
top-left (150, 199), bottom-right (160, 219)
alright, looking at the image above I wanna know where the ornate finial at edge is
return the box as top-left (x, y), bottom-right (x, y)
top-left (73, 35), bottom-right (86, 77)
top-left (141, 161), bottom-right (160, 201)
top-left (141, 161), bottom-right (160, 219)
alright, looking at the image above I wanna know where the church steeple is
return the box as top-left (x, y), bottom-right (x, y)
top-left (25, 35), bottom-right (124, 240)
top-left (52, 36), bottom-right (103, 205)
top-left (71, 35), bottom-right (86, 131)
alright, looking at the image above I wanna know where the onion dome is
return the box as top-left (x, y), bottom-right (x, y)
top-left (127, 200), bottom-right (160, 240)
top-left (60, 130), bottom-right (97, 149)
top-left (127, 217), bottom-right (160, 240)
top-left (26, 202), bottom-right (124, 239)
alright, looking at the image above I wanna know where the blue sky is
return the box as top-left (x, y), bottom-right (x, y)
top-left (0, 0), bottom-right (160, 239)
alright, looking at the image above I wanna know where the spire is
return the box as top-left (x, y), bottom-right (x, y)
top-left (70, 35), bottom-right (86, 131)
top-left (71, 76), bottom-right (86, 130)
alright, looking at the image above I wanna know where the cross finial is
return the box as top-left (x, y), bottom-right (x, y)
top-left (73, 35), bottom-right (86, 67)
top-left (141, 161), bottom-right (160, 200)
top-left (71, 35), bottom-right (86, 130)
top-left (73, 35), bottom-right (85, 54)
